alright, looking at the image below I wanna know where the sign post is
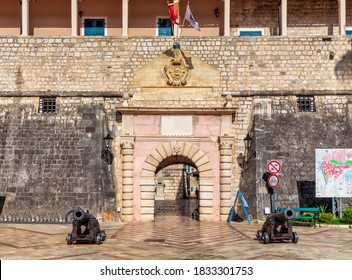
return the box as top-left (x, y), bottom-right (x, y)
top-left (267, 160), bottom-right (282, 213)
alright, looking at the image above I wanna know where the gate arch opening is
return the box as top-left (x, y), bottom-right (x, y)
top-left (154, 162), bottom-right (199, 218)
top-left (139, 141), bottom-right (216, 222)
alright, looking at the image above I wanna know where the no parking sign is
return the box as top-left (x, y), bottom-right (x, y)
top-left (267, 160), bottom-right (281, 175)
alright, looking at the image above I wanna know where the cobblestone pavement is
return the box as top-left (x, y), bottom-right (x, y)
top-left (0, 216), bottom-right (351, 260)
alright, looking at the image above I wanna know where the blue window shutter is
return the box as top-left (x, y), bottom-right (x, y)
top-left (239, 30), bottom-right (262, 37)
top-left (84, 19), bottom-right (105, 36)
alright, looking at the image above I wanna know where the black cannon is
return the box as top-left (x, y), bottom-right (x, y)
top-left (256, 207), bottom-right (299, 244)
top-left (66, 207), bottom-right (106, 245)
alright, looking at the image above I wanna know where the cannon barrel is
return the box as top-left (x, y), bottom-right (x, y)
top-left (274, 207), bottom-right (295, 222)
top-left (73, 207), bottom-right (92, 223)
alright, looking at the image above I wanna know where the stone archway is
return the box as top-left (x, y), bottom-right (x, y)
top-left (139, 141), bottom-right (216, 222)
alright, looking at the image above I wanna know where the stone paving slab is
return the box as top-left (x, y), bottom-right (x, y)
top-left (0, 216), bottom-right (351, 260)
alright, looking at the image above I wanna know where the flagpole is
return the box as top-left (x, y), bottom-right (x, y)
top-left (181, 1), bottom-right (188, 28)
top-left (174, 0), bottom-right (180, 40)
top-left (179, 1), bottom-right (189, 38)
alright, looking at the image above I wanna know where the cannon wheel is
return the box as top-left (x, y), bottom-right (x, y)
top-left (96, 232), bottom-right (103, 245)
top-left (100, 230), bottom-right (106, 241)
top-left (292, 232), bottom-right (299, 244)
top-left (256, 230), bottom-right (263, 240)
top-left (263, 232), bottom-right (270, 244)
top-left (64, 210), bottom-right (74, 223)
top-left (66, 233), bottom-right (73, 245)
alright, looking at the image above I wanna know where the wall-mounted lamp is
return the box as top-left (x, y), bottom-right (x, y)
top-left (101, 133), bottom-right (114, 164)
top-left (79, 10), bottom-right (83, 17)
top-left (214, 8), bottom-right (220, 18)
top-left (237, 133), bottom-right (256, 171)
top-left (244, 133), bottom-right (256, 160)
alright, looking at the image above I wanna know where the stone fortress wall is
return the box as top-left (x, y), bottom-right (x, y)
top-left (1, 36), bottom-right (352, 221)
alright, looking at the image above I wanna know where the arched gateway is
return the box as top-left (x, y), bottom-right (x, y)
top-left (117, 47), bottom-right (237, 222)
top-left (140, 141), bottom-right (214, 221)
top-left (120, 133), bottom-right (235, 222)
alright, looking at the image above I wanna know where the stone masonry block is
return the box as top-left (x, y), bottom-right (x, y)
top-left (121, 208), bottom-right (134, 215)
top-left (140, 169), bottom-right (155, 177)
top-left (142, 162), bottom-right (157, 172)
top-left (140, 207), bottom-right (155, 214)
top-left (192, 150), bottom-right (206, 164)
top-left (199, 199), bottom-right (213, 207)
top-left (199, 185), bottom-right (213, 192)
top-left (140, 214), bottom-right (154, 222)
top-left (198, 162), bottom-right (213, 173)
top-left (162, 142), bottom-right (173, 157)
top-left (122, 200), bottom-right (134, 207)
top-left (141, 192), bottom-right (155, 200)
top-left (199, 207), bottom-right (213, 214)
top-left (122, 177), bottom-right (133, 185)
top-left (139, 177), bottom-right (155, 185)
top-left (198, 192), bottom-right (214, 200)
top-left (155, 145), bottom-right (167, 159)
top-left (141, 200), bottom-right (154, 207)
top-left (145, 155), bottom-right (160, 168)
top-left (199, 213), bottom-right (213, 222)
top-left (220, 192), bottom-right (231, 200)
top-left (122, 185), bottom-right (133, 193)
top-left (150, 150), bottom-right (164, 163)
top-left (140, 185), bottom-right (155, 192)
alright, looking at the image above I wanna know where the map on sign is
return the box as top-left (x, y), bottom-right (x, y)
top-left (316, 149), bottom-right (352, 198)
top-left (267, 160), bottom-right (281, 174)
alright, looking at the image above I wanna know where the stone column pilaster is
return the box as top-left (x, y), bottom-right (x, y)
top-left (219, 137), bottom-right (233, 221)
top-left (338, 0), bottom-right (346, 35)
top-left (280, 0), bottom-right (287, 36)
top-left (71, 0), bottom-right (79, 36)
top-left (120, 136), bottom-right (135, 222)
top-left (21, 0), bottom-right (29, 36)
top-left (222, 0), bottom-right (230, 36)
top-left (122, 0), bottom-right (129, 37)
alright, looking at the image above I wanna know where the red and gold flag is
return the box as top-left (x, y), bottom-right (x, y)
top-left (168, 1), bottom-right (179, 25)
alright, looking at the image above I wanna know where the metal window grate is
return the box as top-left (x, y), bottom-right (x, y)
top-left (296, 96), bottom-right (315, 112)
top-left (39, 97), bottom-right (56, 113)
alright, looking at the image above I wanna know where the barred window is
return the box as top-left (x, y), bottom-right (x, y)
top-left (296, 96), bottom-right (315, 112)
top-left (39, 97), bottom-right (56, 113)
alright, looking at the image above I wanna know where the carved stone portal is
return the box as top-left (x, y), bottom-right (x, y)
top-left (164, 49), bottom-right (190, 86)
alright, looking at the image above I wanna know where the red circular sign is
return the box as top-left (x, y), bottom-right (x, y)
top-left (267, 160), bottom-right (281, 175)
top-left (268, 174), bottom-right (280, 188)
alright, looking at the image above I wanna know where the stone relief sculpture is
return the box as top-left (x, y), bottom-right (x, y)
top-left (164, 48), bottom-right (190, 86)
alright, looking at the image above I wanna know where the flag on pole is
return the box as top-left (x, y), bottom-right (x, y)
top-left (184, 2), bottom-right (200, 31)
top-left (168, 1), bottom-right (179, 25)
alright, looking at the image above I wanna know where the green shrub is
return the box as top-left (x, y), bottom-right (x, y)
top-left (301, 212), bottom-right (314, 217)
top-left (319, 204), bottom-right (329, 214)
top-left (342, 207), bottom-right (352, 227)
top-left (319, 213), bottom-right (334, 223)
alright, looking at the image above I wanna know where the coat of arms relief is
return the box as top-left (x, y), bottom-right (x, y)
top-left (164, 48), bottom-right (190, 86)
